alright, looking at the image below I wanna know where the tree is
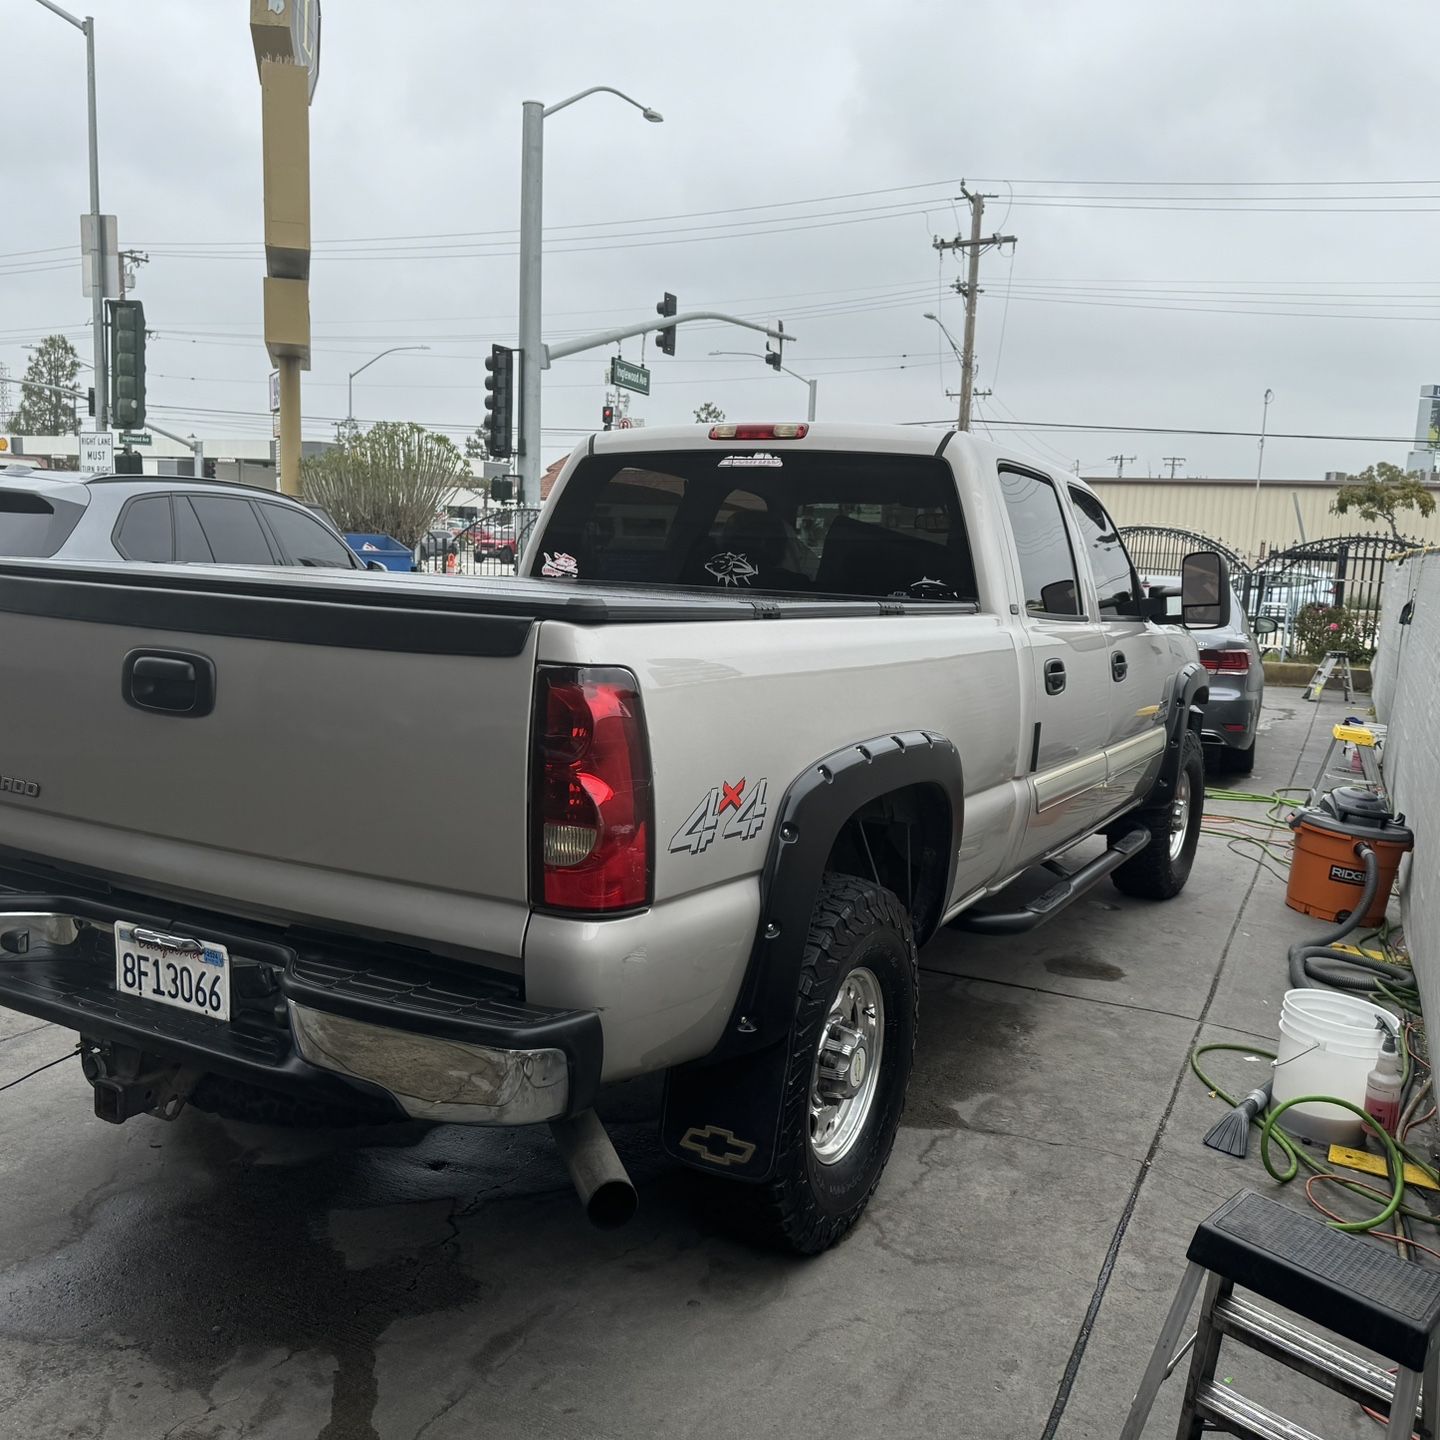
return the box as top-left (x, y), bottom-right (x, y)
top-left (464, 426), bottom-right (489, 461)
top-left (9, 335), bottom-right (81, 436)
top-left (300, 422), bottom-right (467, 546)
top-left (694, 401), bottom-right (726, 425)
top-left (1331, 460), bottom-right (1436, 543)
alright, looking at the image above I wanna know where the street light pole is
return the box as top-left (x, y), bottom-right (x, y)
top-left (709, 350), bottom-right (818, 420)
top-left (346, 345), bottom-right (430, 432)
top-left (516, 87), bottom-right (662, 505)
top-left (1250, 388), bottom-right (1275, 558)
top-left (33, 0), bottom-right (106, 427)
top-left (923, 313), bottom-right (965, 426)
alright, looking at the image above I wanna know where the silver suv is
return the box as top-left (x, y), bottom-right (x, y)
top-left (0, 469), bottom-right (364, 570)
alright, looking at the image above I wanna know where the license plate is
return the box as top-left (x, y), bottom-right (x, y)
top-left (114, 922), bottom-right (231, 1021)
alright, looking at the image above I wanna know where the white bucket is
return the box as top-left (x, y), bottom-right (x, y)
top-left (1271, 990), bottom-right (1399, 1146)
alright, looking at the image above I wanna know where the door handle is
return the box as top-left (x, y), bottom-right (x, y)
top-left (122, 649), bottom-right (216, 717)
top-left (1044, 658), bottom-right (1067, 695)
top-left (1111, 650), bottom-right (1128, 682)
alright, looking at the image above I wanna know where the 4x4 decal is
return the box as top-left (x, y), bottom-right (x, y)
top-left (669, 777), bottom-right (770, 855)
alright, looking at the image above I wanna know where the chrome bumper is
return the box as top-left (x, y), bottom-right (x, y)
top-left (289, 1003), bottom-right (571, 1125)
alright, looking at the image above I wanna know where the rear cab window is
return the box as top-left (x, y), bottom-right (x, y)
top-left (0, 487), bottom-right (87, 558)
top-left (531, 448), bottom-right (979, 603)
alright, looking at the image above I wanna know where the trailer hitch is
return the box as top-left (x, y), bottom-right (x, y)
top-left (81, 1041), bottom-right (200, 1124)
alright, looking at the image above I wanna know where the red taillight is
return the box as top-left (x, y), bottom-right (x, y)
top-left (533, 667), bottom-right (652, 913)
top-left (1199, 648), bottom-right (1250, 674)
top-left (708, 423), bottom-right (809, 440)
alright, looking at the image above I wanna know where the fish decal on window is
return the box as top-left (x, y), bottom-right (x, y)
top-left (704, 552), bottom-right (758, 587)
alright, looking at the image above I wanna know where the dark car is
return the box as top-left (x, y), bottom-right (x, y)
top-left (0, 469), bottom-right (370, 571)
top-left (1147, 573), bottom-right (1264, 774)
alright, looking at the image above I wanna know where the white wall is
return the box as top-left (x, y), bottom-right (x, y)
top-left (1374, 550), bottom-right (1440, 1019)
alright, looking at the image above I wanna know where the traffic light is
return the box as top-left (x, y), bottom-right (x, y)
top-left (655, 292), bottom-right (677, 356)
top-left (86, 387), bottom-right (95, 418)
top-left (490, 477), bottom-right (513, 504)
top-left (114, 449), bottom-right (143, 475)
top-left (483, 344), bottom-right (514, 458)
top-left (602, 404), bottom-right (614, 431)
top-left (765, 319), bottom-right (786, 372)
top-left (203, 459), bottom-right (217, 479)
top-left (108, 299), bottom-right (146, 428)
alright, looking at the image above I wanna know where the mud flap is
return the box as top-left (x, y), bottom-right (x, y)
top-left (660, 1039), bottom-right (790, 1183)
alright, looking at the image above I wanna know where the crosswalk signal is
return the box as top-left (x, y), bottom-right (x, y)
top-left (655, 292), bottom-right (677, 356)
top-left (108, 299), bottom-right (146, 428)
top-left (483, 344), bottom-right (515, 458)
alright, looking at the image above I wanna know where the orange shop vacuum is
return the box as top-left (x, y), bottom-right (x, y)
top-left (1287, 786), bottom-right (1413, 927)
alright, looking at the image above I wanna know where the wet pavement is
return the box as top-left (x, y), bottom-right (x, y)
top-left (0, 690), bottom-right (1398, 1438)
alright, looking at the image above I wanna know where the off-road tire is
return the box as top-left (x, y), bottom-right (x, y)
top-left (1112, 730), bottom-right (1205, 900)
top-left (741, 874), bottom-right (918, 1255)
top-left (186, 1074), bottom-right (403, 1128)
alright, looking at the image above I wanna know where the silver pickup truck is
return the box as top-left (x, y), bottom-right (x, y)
top-left (0, 423), bottom-right (1229, 1253)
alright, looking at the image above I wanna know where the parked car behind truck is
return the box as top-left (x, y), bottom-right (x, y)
top-left (0, 423), bottom-right (1229, 1252)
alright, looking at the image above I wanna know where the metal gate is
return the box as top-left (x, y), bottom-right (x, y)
top-left (1117, 525), bottom-right (1248, 581)
top-left (1244, 533), bottom-right (1415, 657)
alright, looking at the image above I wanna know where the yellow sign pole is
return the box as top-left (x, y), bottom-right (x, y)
top-left (250, 0), bottom-right (317, 497)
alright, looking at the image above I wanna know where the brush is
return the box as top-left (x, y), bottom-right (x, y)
top-left (1203, 1080), bottom-right (1273, 1159)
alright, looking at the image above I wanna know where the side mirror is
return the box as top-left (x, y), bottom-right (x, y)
top-left (1181, 551), bottom-right (1230, 629)
top-left (365, 559), bottom-right (388, 572)
top-left (1252, 615), bottom-right (1279, 639)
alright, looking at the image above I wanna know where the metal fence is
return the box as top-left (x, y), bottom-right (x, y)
top-left (1118, 523), bottom-right (1416, 659)
top-left (410, 507), bottom-right (544, 578)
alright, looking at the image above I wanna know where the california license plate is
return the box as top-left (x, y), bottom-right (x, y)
top-left (114, 922), bottom-right (231, 1021)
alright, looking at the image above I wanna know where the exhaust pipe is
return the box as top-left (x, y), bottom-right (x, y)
top-left (549, 1108), bottom-right (638, 1229)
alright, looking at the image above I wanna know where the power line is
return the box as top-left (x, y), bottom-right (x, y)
top-left (901, 417), bottom-right (1423, 444)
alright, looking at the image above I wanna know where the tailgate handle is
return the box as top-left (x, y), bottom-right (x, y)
top-left (123, 650), bottom-right (216, 717)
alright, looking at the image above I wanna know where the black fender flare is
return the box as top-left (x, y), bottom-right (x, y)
top-left (660, 730), bottom-right (962, 1180)
top-left (1151, 660), bottom-right (1208, 805)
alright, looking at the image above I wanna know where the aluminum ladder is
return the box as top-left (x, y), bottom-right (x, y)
top-left (1120, 1190), bottom-right (1440, 1440)
top-left (1306, 722), bottom-right (1385, 806)
top-left (1303, 650), bottom-right (1356, 703)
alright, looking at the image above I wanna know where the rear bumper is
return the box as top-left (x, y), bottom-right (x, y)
top-left (0, 882), bottom-right (601, 1126)
top-left (1199, 686), bottom-right (1255, 748)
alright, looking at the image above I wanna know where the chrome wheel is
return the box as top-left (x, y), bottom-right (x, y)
top-left (1169, 770), bottom-right (1192, 861)
top-left (810, 967), bottom-right (884, 1165)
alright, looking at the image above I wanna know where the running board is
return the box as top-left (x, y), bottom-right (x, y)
top-left (950, 828), bottom-right (1150, 935)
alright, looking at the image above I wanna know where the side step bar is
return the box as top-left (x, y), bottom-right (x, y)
top-left (951, 827), bottom-right (1150, 935)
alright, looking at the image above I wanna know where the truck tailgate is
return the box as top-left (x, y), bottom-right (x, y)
top-left (0, 562), bottom-right (539, 965)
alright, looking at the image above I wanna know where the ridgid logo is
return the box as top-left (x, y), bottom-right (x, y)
top-left (1329, 863), bottom-right (1367, 886)
top-left (0, 773), bottom-right (41, 799)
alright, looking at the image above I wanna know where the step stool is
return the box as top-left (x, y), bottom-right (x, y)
top-left (1303, 651), bottom-right (1356, 703)
top-left (1306, 722), bottom-right (1386, 806)
top-left (1120, 1190), bottom-right (1440, 1440)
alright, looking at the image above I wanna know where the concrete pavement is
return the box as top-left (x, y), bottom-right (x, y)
top-left (0, 690), bottom-right (1408, 1439)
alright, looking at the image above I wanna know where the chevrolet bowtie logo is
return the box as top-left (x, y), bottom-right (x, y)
top-left (679, 1125), bottom-right (757, 1168)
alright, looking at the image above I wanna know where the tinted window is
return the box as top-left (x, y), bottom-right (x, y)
top-left (1068, 488), bottom-right (1139, 616)
top-left (534, 450), bottom-right (978, 602)
top-left (0, 489), bottom-right (86, 557)
top-left (189, 497), bottom-right (277, 565)
top-left (998, 470), bottom-right (1081, 617)
top-left (173, 497), bottom-right (215, 563)
top-left (260, 503), bottom-right (358, 568)
top-left (115, 495), bottom-right (173, 561)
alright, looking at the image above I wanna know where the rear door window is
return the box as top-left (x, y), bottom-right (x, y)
top-left (0, 489), bottom-right (87, 557)
top-left (114, 495), bottom-right (173, 561)
top-left (998, 469), bottom-right (1082, 617)
top-left (174, 497), bottom-right (215, 562)
top-left (189, 496), bottom-right (278, 566)
top-left (533, 449), bottom-right (978, 602)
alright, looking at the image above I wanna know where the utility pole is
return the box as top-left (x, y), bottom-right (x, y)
top-left (932, 185), bottom-right (1016, 431)
top-left (1162, 456), bottom-right (1186, 479)
top-left (1107, 454), bottom-right (1137, 478)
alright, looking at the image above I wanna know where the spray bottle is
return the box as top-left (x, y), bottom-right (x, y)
top-left (1364, 1027), bottom-right (1403, 1140)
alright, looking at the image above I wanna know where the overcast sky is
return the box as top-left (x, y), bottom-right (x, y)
top-left (4, 0), bottom-right (1438, 482)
